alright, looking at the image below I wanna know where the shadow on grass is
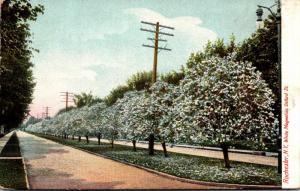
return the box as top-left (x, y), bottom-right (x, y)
top-left (0, 159), bottom-right (27, 189)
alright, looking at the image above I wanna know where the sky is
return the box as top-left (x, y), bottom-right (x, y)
top-left (28, 0), bottom-right (274, 117)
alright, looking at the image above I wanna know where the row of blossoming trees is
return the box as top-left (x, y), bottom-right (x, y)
top-left (26, 55), bottom-right (278, 168)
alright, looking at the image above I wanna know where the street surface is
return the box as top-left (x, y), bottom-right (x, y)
top-left (17, 131), bottom-right (220, 189)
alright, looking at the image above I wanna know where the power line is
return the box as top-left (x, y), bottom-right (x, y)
top-left (140, 21), bottom-right (174, 83)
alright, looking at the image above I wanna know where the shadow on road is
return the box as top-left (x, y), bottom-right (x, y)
top-left (18, 134), bottom-right (69, 160)
top-left (27, 165), bottom-right (124, 189)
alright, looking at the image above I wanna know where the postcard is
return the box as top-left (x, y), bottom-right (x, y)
top-left (1, 0), bottom-right (299, 190)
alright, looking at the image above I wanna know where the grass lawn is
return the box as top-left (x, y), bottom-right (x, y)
top-left (33, 133), bottom-right (281, 185)
top-left (0, 159), bottom-right (27, 189)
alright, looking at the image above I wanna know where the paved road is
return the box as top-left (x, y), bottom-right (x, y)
top-left (89, 138), bottom-right (277, 166)
top-left (17, 131), bottom-right (220, 189)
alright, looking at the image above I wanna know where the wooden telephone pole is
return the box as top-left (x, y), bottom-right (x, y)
top-left (140, 21), bottom-right (174, 83)
top-left (140, 21), bottom-right (174, 155)
top-left (42, 106), bottom-right (50, 119)
top-left (60, 91), bottom-right (74, 111)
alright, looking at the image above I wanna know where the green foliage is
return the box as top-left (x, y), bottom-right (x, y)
top-left (73, 92), bottom-right (102, 108)
top-left (105, 71), bottom-right (153, 106)
top-left (104, 85), bottom-right (130, 106)
top-left (0, 159), bottom-right (27, 189)
top-left (186, 35), bottom-right (237, 69)
top-left (0, 0), bottom-right (44, 131)
top-left (55, 106), bottom-right (76, 116)
top-left (126, 71), bottom-right (152, 91)
top-left (160, 69), bottom-right (185, 85)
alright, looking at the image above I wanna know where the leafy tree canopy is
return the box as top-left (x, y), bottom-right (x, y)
top-left (73, 92), bottom-right (102, 108)
top-left (126, 71), bottom-right (152, 91)
top-left (0, 0), bottom-right (44, 132)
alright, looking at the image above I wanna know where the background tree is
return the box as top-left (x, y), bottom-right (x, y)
top-left (104, 85), bottom-right (130, 106)
top-left (160, 70), bottom-right (185, 85)
top-left (73, 92), bottom-right (102, 108)
top-left (55, 106), bottom-right (76, 116)
top-left (126, 71), bottom-right (152, 91)
top-left (186, 35), bottom-right (237, 69)
top-left (0, 0), bottom-right (44, 132)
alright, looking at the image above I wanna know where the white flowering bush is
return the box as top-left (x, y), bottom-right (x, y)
top-left (118, 91), bottom-right (146, 150)
top-left (172, 55), bottom-right (278, 167)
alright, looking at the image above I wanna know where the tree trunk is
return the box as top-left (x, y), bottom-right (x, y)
top-left (132, 140), bottom-right (137, 152)
top-left (86, 135), bottom-right (89, 144)
top-left (148, 134), bottom-right (155, 155)
top-left (161, 141), bottom-right (169, 157)
top-left (78, 136), bottom-right (81, 142)
top-left (97, 133), bottom-right (101, 145)
top-left (221, 143), bottom-right (231, 168)
top-left (111, 139), bottom-right (114, 148)
top-left (72, 135), bottom-right (74, 140)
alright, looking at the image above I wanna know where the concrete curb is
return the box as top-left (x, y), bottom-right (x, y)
top-left (34, 133), bottom-right (281, 189)
top-left (21, 157), bottom-right (30, 190)
top-left (16, 131), bottom-right (30, 190)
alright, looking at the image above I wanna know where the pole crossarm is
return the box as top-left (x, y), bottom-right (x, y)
top-left (140, 28), bottom-right (174, 36)
top-left (147, 37), bottom-right (167, 42)
top-left (60, 91), bottom-right (74, 111)
top-left (140, 21), bottom-right (174, 84)
top-left (141, 21), bottom-right (175, 30)
top-left (142, 44), bottom-right (171, 51)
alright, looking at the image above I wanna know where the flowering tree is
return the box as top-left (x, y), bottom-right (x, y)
top-left (174, 55), bottom-right (278, 168)
top-left (87, 103), bottom-right (107, 145)
top-left (118, 91), bottom-right (146, 151)
top-left (148, 81), bottom-right (177, 157)
top-left (76, 106), bottom-right (95, 143)
top-left (101, 104), bottom-right (122, 148)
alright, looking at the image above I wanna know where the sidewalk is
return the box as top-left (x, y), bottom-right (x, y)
top-left (17, 131), bottom-right (219, 189)
top-left (89, 137), bottom-right (277, 166)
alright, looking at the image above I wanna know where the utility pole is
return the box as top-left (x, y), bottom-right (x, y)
top-left (141, 21), bottom-right (174, 155)
top-left (43, 107), bottom-right (50, 119)
top-left (140, 21), bottom-right (174, 83)
top-left (60, 91), bottom-right (74, 111)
